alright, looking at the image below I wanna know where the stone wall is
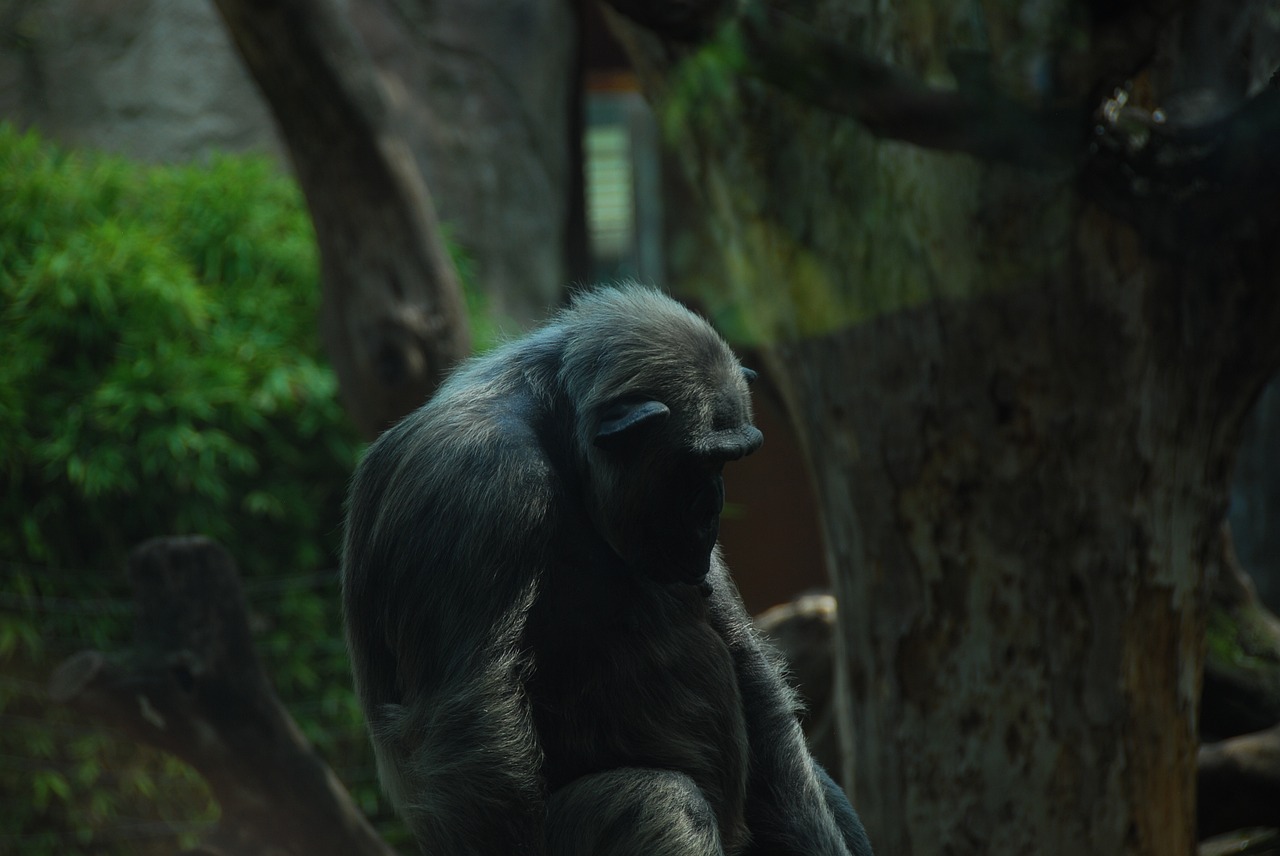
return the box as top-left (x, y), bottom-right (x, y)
top-left (0, 0), bottom-right (280, 161)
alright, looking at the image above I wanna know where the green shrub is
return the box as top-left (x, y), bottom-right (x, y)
top-left (0, 125), bottom-right (456, 853)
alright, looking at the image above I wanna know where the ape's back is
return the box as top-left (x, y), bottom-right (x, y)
top-left (340, 330), bottom-right (566, 838)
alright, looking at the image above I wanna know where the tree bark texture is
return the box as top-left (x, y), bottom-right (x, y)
top-left (758, 585), bottom-right (1280, 842)
top-left (608, 1), bottom-right (1280, 853)
top-left (49, 537), bottom-right (397, 856)
top-left (775, 275), bottom-right (1248, 855)
top-left (214, 0), bottom-right (471, 439)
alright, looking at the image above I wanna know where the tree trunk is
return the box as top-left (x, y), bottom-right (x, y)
top-left (49, 537), bottom-right (396, 856)
top-left (607, 1), bottom-right (1280, 853)
top-left (214, 0), bottom-right (471, 439)
top-left (774, 266), bottom-right (1245, 855)
top-left (350, 0), bottom-right (582, 327)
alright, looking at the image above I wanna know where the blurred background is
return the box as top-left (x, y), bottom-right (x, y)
top-left (3, 1), bottom-right (1280, 854)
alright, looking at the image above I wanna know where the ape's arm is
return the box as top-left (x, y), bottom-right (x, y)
top-left (367, 598), bottom-right (545, 855)
top-left (343, 413), bottom-right (553, 855)
top-left (706, 562), bottom-right (871, 856)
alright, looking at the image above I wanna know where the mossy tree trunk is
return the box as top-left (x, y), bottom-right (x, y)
top-left (609, 1), bottom-right (1280, 853)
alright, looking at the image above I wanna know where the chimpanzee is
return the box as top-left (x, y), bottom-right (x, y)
top-left (342, 285), bottom-right (872, 855)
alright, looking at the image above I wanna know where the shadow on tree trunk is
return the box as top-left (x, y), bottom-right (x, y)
top-left (756, 525), bottom-right (1280, 848)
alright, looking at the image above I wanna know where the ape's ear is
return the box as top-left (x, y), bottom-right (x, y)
top-left (741, 367), bottom-right (758, 385)
top-left (594, 399), bottom-right (670, 451)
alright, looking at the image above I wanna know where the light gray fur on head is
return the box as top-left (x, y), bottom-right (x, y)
top-left (555, 284), bottom-right (754, 456)
top-left (541, 285), bottom-right (759, 568)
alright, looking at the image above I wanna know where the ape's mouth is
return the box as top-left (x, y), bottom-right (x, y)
top-left (671, 558), bottom-right (711, 585)
top-left (632, 476), bottom-right (723, 586)
top-left (641, 561), bottom-right (709, 587)
top-left (667, 519), bottom-right (719, 586)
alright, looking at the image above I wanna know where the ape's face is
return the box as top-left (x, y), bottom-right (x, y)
top-left (630, 451), bottom-right (734, 585)
top-left (588, 374), bottom-right (762, 585)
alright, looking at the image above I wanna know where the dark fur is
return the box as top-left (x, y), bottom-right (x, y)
top-left (342, 286), bottom-right (872, 856)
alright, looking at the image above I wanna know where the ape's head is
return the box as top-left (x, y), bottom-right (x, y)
top-left (560, 287), bottom-right (763, 585)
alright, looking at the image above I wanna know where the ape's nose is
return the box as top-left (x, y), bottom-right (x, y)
top-left (698, 425), bottom-right (764, 461)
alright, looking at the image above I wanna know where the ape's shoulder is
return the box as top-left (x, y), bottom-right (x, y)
top-left (349, 366), bottom-right (562, 571)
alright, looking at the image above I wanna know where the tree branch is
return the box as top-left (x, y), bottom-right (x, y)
top-left (735, 6), bottom-right (1081, 168)
top-left (755, 593), bottom-right (842, 786)
top-left (605, 0), bottom-right (1280, 232)
top-left (602, 0), bottom-right (1079, 167)
top-left (1198, 723), bottom-right (1280, 839)
top-left (1082, 85), bottom-right (1280, 248)
top-left (49, 537), bottom-right (396, 856)
top-left (213, 0), bottom-right (470, 438)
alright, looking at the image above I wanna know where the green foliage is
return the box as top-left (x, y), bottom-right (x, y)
top-left (659, 19), bottom-right (748, 147)
top-left (0, 125), bottom-right (439, 854)
top-left (0, 131), bottom-right (350, 574)
top-left (1207, 603), bottom-right (1280, 673)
